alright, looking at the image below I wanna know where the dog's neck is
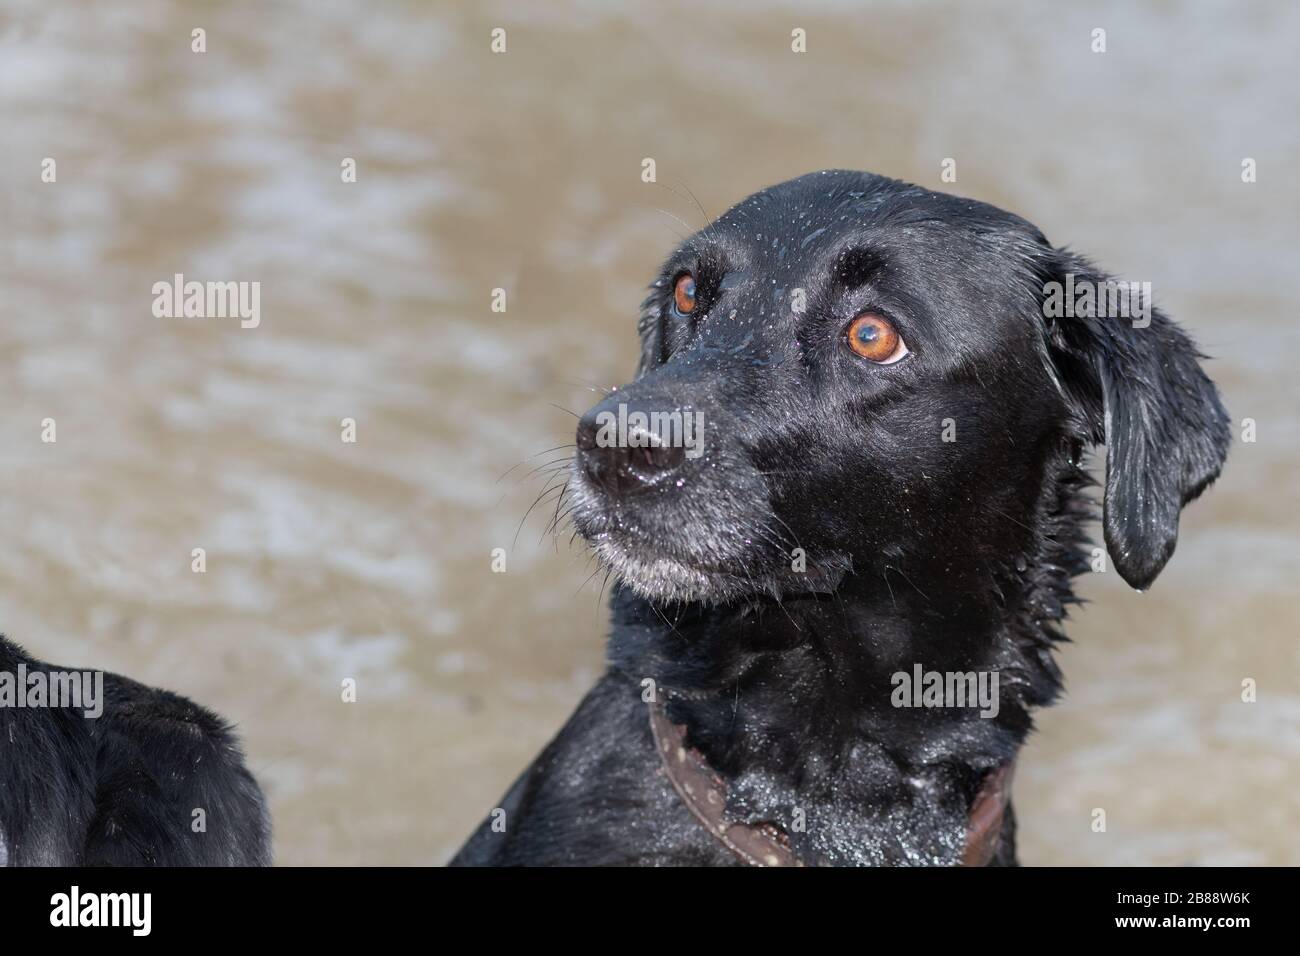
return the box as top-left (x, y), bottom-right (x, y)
top-left (606, 457), bottom-right (1093, 865)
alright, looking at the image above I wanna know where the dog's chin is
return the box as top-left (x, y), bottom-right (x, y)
top-left (589, 536), bottom-right (852, 606)
top-left (590, 537), bottom-right (757, 604)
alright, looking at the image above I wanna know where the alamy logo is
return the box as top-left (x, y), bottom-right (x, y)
top-left (50, 886), bottom-right (151, 936)
top-left (152, 273), bottom-right (261, 328)
top-left (593, 403), bottom-right (705, 459)
top-left (890, 664), bottom-right (1000, 718)
top-left (1042, 272), bottom-right (1151, 328)
top-left (0, 664), bottom-right (104, 718)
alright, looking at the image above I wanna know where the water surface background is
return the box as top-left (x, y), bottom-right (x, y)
top-left (1, 0), bottom-right (1296, 864)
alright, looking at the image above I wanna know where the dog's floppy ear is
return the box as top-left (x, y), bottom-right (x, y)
top-left (1040, 248), bottom-right (1230, 591)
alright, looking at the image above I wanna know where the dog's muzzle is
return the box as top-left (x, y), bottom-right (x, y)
top-left (576, 397), bottom-right (688, 497)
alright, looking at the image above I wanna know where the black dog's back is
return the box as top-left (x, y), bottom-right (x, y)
top-left (0, 637), bottom-right (270, 866)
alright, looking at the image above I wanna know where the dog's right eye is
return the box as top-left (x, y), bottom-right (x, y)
top-left (846, 312), bottom-right (909, 364)
top-left (671, 274), bottom-right (697, 316)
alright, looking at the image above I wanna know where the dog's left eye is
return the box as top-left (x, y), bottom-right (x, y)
top-left (846, 313), bottom-right (909, 364)
top-left (672, 274), bottom-right (697, 316)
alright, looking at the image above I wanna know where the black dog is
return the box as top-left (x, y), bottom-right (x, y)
top-left (453, 170), bottom-right (1229, 866)
top-left (0, 636), bottom-right (270, 865)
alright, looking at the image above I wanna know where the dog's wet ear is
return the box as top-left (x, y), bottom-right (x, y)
top-left (1040, 248), bottom-right (1230, 591)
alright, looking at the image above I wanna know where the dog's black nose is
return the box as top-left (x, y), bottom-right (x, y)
top-left (576, 404), bottom-right (687, 495)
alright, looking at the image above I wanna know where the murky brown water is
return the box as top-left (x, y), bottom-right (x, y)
top-left (1, 1), bottom-right (1296, 865)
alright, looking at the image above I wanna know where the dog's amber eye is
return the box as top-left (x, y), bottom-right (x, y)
top-left (672, 274), bottom-right (697, 315)
top-left (847, 313), bottom-right (908, 364)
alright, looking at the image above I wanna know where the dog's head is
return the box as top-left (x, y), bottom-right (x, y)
top-left (570, 171), bottom-right (1229, 605)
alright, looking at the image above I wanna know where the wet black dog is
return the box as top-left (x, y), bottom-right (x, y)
top-left (453, 170), bottom-right (1229, 866)
top-left (0, 636), bottom-right (270, 865)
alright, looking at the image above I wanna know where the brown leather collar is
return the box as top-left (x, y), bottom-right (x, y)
top-left (649, 696), bottom-right (1014, 867)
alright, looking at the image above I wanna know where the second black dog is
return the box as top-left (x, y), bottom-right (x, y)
top-left (0, 636), bottom-right (270, 866)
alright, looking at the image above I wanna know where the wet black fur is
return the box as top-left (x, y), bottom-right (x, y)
top-left (452, 170), bottom-right (1230, 866)
top-left (0, 636), bottom-right (270, 866)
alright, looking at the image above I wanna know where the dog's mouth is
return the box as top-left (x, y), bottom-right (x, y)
top-left (589, 534), bottom-right (850, 604)
top-left (574, 496), bottom-right (852, 605)
top-left (589, 535), bottom-right (755, 604)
